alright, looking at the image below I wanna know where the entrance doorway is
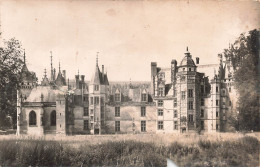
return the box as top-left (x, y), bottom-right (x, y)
top-left (182, 128), bottom-right (186, 133)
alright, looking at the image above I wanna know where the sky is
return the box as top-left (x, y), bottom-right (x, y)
top-left (0, 0), bottom-right (259, 81)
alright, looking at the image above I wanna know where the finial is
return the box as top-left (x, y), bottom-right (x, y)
top-left (59, 61), bottom-right (61, 72)
top-left (78, 69), bottom-right (79, 76)
top-left (23, 49), bottom-right (26, 64)
top-left (96, 52), bottom-right (99, 66)
top-left (186, 46), bottom-right (188, 52)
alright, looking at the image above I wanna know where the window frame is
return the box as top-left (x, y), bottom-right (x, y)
top-left (158, 121), bottom-right (164, 130)
top-left (141, 121), bottom-right (146, 132)
top-left (158, 100), bottom-right (163, 107)
top-left (115, 106), bottom-right (120, 117)
top-left (141, 106), bottom-right (146, 117)
top-left (115, 121), bottom-right (120, 132)
top-left (83, 107), bottom-right (89, 116)
top-left (181, 91), bottom-right (186, 100)
top-left (188, 101), bottom-right (193, 110)
top-left (188, 89), bottom-right (193, 98)
top-left (29, 110), bottom-right (37, 126)
top-left (84, 120), bottom-right (89, 130)
top-left (158, 109), bottom-right (163, 116)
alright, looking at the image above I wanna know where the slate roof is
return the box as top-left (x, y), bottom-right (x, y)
top-left (90, 65), bottom-right (109, 85)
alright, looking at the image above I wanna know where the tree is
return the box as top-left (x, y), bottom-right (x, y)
top-left (0, 38), bottom-right (24, 129)
top-left (223, 29), bottom-right (260, 131)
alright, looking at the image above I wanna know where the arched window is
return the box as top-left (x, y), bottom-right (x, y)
top-left (50, 110), bottom-right (56, 126)
top-left (29, 110), bottom-right (37, 126)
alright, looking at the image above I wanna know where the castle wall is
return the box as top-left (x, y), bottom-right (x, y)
top-left (105, 104), bottom-right (156, 134)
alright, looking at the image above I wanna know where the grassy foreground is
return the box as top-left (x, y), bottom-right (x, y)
top-left (0, 136), bottom-right (259, 167)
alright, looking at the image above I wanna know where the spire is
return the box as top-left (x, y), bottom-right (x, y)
top-left (23, 49), bottom-right (26, 64)
top-left (50, 51), bottom-right (53, 81)
top-left (184, 46), bottom-right (190, 56)
top-left (44, 68), bottom-right (47, 78)
top-left (96, 52), bottom-right (99, 66)
top-left (59, 61), bottom-right (61, 73)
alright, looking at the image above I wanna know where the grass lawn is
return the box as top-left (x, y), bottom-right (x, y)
top-left (0, 133), bottom-right (259, 166)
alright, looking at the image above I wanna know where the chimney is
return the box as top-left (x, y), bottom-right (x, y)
top-left (196, 57), bottom-right (200, 64)
top-left (62, 70), bottom-right (66, 80)
top-left (81, 75), bottom-right (85, 82)
top-left (75, 75), bottom-right (79, 89)
top-left (81, 75), bottom-right (85, 89)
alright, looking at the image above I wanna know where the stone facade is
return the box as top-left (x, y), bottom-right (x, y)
top-left (151, 48), bottom-right (238, 133)
top-left (17, 48), bottom-right (237, 135)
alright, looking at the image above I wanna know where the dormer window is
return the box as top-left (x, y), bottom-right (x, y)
top-left (158, 88), bottom-right (164, 96)
top-left (94, 85), bottom-right (99, 91)
top-left (141, 93), bottom-right (147, 102)
top-left (115, 93), bottom-right (120, 102)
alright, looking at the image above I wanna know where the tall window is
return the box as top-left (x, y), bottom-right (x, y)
top-left (216, 100), bottom-right (219, 106)
top-left (174, 110), bottom-right (177, 118)
top-left (216, 111), bottom-right (219, 117)
top-left (115, 107), bottom-right (120, 117)
top-left (50, 110), bottom-right (56, 126)
top-left (188, 114), bottom-right (193, 122)
top-left (201, 121), bottom-right (204, 130)
top-left (174, 121), bottom-right (178, 130)
top-left (181, 91), bottom-right (186, 99)
top-left (141, 121), bottom-right (146, 132)
top-left (115, 93), bottom-right (120, 102)
top-left (216, 124), bottom-right (219, 130)
top-left (216, 86), bottom-right (219, 93)
top-left (141, 94), bottom-right (147, 102)
top-left (158, 88), bottom-right (164, 96)
top-left (94, 97), bottom-right (99, 105)
top-left (83, 95), bottom-right (88, 102)
top-left (201, 99), bottom-right (204, 106)
top-left (90, 97), bottom-right (93, 105)
top-left (101, 106), bottom-right (105, 119)
top-left (90, 109), bottom-right (94, 115)
top-left (115, 121), bottom-right (120, 132)
top-left (29, 110), bottom-right (37, 126)
top-left (101, 97), bottom-right (104, 105)
top-left (174, 99), bottom-right (177, 107)
top-left (188, 89), bottom-right (193, 98)
top-left (158, 109), bottom-right (163, 116)
top-left (201, 109), bottom-right (204, 118)
top-left (84, 107), bottom-right (89, 116)
top-left (158, 121), bottom-right (163, 130)
top-left (141, 107), bottom-right (146, 117)
top-left (201, 85), bottom-right (204, 94)
top-left (229, 87), bottom-right (231, 92)
top-left (94, 85), bottom-right (99, 91)
top-left (188, 101), bottom-right (193, 110)
top-left (158, 100), bottom-right (163, 107)
top-left (84, 120), bottom-right (89, 130)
